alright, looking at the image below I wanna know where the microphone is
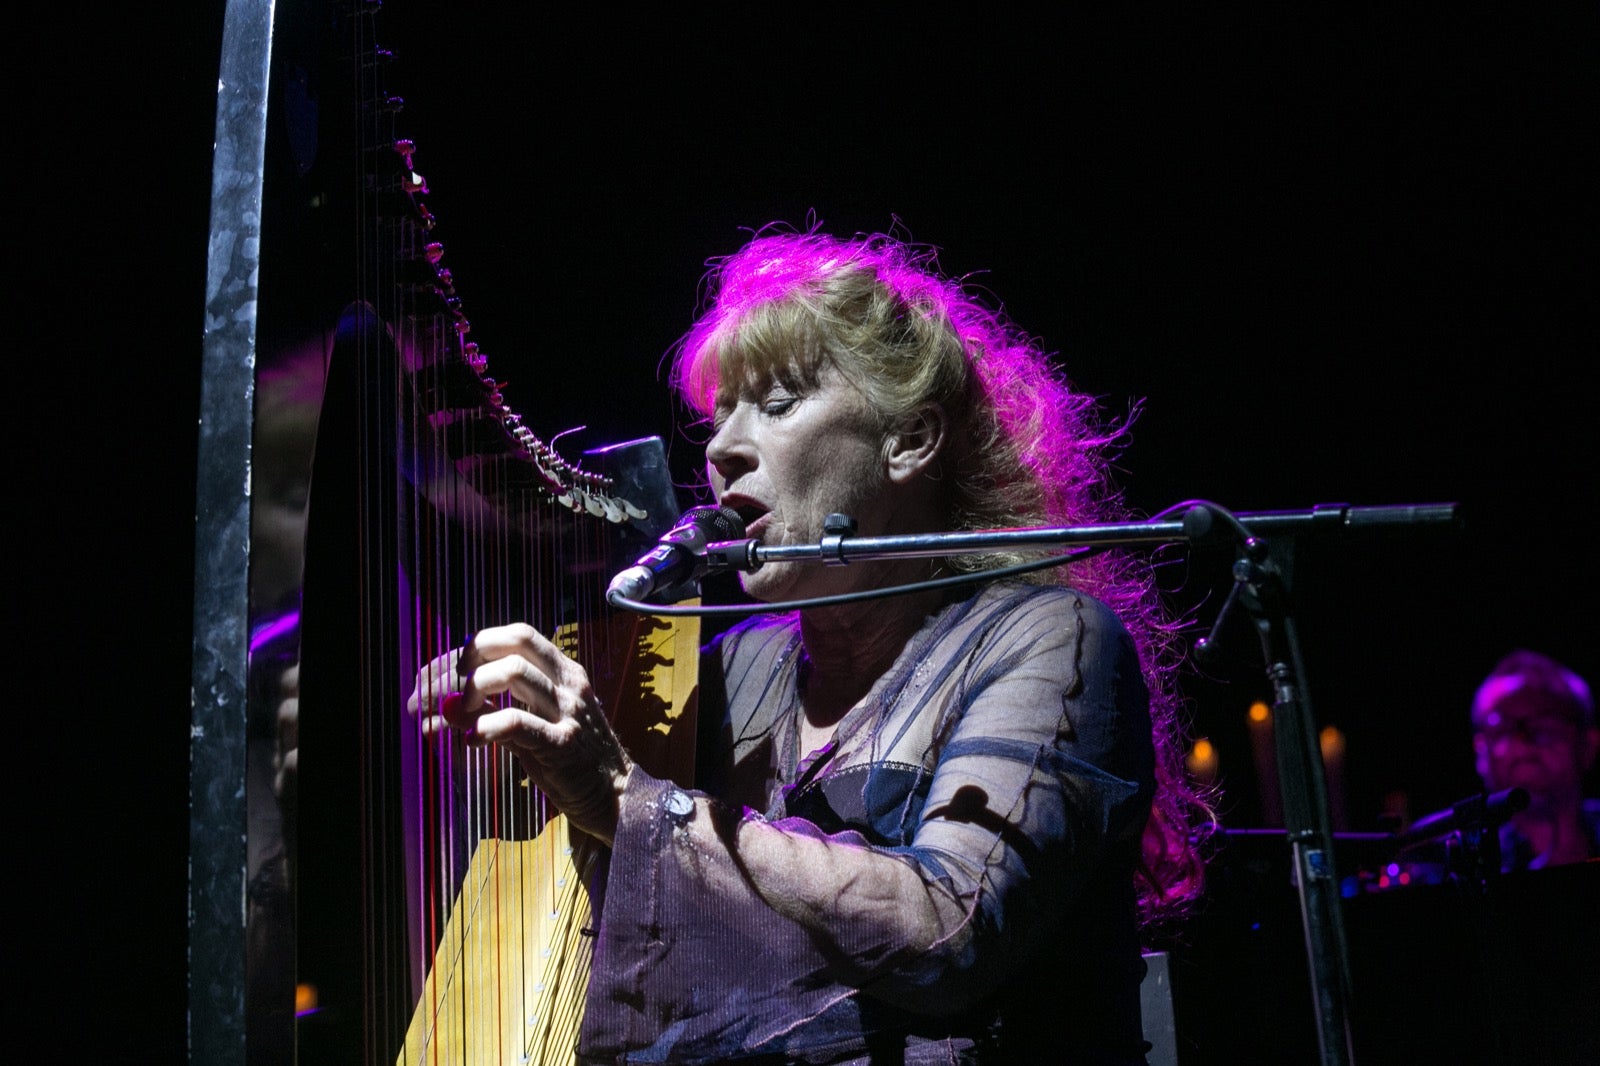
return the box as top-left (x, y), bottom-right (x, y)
top-left (606, 505), bottom-right (747, 604)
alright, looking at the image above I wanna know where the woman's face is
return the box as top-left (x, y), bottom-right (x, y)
top-left (705, 363), bottom-right (896, 602)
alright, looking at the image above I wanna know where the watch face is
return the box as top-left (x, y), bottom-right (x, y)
top-left (665, 789), bottom-right (695, 820)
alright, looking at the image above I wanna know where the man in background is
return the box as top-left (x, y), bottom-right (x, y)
top-left (1471, 649), bottom-right (1599, 871)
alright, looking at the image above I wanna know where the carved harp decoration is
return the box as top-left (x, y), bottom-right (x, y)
top-left (192, 3), bottom-right (700, 1063)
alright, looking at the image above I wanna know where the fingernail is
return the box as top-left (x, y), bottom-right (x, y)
top-left (441, 691), bottom-right (472, 730)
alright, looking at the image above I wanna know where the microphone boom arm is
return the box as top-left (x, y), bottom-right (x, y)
top-left (706, 501), bottom-right (1461, 573)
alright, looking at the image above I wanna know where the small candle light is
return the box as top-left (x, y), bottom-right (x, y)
top-left (1320, 725), bottom-right (1349, 831)
top-left (1186, 737), bottom-right (1220, 787)
top-left (1249, 701), bottom-right (1282, 826)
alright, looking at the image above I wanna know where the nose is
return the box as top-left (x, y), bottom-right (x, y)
top-left (705, 404), bottom-right (755, 486)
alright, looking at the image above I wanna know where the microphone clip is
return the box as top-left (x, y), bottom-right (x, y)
top-left (703, 537), bottom-right (761, 575)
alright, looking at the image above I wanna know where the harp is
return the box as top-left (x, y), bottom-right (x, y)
top-left (190, 2), bottom-right (698, 1063)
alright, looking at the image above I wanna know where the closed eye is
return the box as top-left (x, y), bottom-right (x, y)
top-left (760, 395), bottom-right (799, 417)
top-left (711, 382), bottom-right (803, 428)
top-left (758, 382), bottom-right (803, 416)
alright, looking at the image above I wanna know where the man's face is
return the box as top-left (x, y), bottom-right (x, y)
top-left (1473, 684), bottom-right (1599, 807)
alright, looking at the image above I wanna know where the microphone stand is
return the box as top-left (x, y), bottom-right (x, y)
top-left (691, 499), bottom-right (1461, 1066)
top-left (1215, 527), bottom-right (1358, 1066)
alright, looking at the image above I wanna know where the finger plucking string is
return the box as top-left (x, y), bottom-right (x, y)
top-left (440, 691), bottom-right (474, 731)
top-left (454, 635), bottom-right (476, 681)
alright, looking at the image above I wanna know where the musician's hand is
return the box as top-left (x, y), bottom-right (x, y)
top-left (274, 663), bottom-right (299, 811)
top-left (408, 624), bottom-right (634, 845)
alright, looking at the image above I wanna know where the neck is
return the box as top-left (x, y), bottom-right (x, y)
top-left (795, 568), bottom-right (947, 728)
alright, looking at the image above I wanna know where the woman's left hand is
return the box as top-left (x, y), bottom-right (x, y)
top-left (408, 623), bottom-right (634, 844)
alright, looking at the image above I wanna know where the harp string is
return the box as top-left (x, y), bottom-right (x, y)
top-left (388, 237), bottom-right (626, 1066)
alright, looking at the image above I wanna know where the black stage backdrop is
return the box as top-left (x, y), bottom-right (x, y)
top-left (21, 5), bottom-right (1595, 1062)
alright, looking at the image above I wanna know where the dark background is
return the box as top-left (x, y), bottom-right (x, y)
top-left (21, 4), bottom-right (1595, 1062)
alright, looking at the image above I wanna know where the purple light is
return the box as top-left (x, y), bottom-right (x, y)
top-left (249, 610), bottom-right (300, 656)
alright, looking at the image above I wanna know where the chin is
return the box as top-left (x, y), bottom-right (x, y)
top-left (738, 569), bottom-right (796, 604)
top-left (1496, 769), bottom-right (1553, 794)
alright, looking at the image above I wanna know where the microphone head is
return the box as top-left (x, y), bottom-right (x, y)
top-left (679, 504), bottom-right (746, 541)
top-left (607, 505), bottom-right (750, 607)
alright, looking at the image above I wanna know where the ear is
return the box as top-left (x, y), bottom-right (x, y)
top-left (884, 403), bottom-right (948, 485)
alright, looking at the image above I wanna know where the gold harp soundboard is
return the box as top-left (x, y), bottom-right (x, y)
top-left (191, 3), bottom-right (699, 1063)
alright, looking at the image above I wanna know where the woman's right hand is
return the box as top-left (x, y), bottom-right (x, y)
top-left (408, 624), bottom-right (635, 845)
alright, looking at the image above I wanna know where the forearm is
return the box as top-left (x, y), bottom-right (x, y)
top-left (615, 771), bottom-right (991, 1007)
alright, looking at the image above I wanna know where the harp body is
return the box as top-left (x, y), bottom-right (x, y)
top-left (238, 4), bottom-right (698, 1062)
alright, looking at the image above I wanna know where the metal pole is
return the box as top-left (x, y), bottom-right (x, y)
top-left (190, 1), bottom-right (275, 1061)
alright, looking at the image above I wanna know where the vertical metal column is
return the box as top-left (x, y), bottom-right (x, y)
top-left (190, 1), bottom-right (275, 1061)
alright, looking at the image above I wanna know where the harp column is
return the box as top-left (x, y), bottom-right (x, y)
top-left (190, 1), bottom-right (275, 1062)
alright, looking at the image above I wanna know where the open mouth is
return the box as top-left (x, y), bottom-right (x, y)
top-left (720, 497), bottom-right (770, 538)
